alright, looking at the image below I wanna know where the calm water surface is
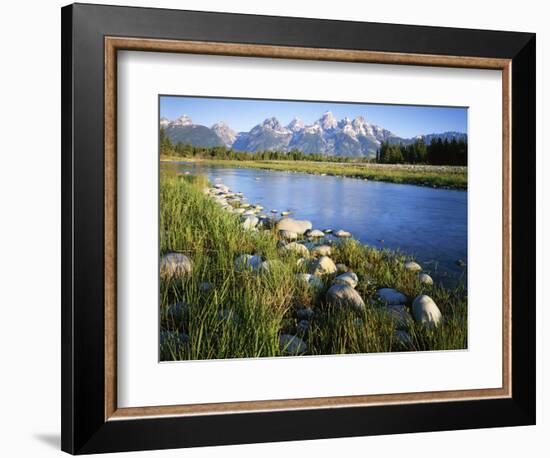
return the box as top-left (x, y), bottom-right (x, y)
top-left (165, 162), bottom-right (467, 284)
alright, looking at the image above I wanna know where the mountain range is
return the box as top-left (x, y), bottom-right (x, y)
top-left (160, 111), bottom-right (467, 158)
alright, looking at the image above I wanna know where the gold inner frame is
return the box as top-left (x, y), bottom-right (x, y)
top-left (104, 37), bottom-right (512, 421)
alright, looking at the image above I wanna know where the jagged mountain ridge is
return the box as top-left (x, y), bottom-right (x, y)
top-left (161, 111), bottom-right (467, 158)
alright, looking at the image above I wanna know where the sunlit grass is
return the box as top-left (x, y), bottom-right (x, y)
top-left (159, 173), bottom-right (467, 361)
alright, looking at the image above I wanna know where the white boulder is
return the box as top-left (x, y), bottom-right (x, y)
top-left (412, 295), bottom-right (443, 328)
top-left (417, 272), bottom-right (434, 285)
top-left (334, 272), bottom-right (359, 288)
top-left (377, 288), bottom-right (408, 305)
top-left (326, 284), bottom-right (365, 311)
top-left (310, 256), bottom-right (337, 276)
top-left (404, 261), bottom-right (422, 272)
top-left (160, 253), bottom-right (193, 278)
top-left (276, 218), bottom-right (313, 235)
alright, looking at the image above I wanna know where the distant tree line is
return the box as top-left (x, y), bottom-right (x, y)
top-left (375, 138), bottom-right (467, 166)
top-left (160, 128), bottom-right (467, 166)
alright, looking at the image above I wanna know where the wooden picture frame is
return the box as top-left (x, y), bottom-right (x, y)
top-left (62, 3), bottom-right (536, 454)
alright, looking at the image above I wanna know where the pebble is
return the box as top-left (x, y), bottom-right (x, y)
top-left (335, 229), bottom-right (352, 238)
top-left (279, 334), bottom-right (307, 355)
top-left (297, 320), bottom-right (310, 333)
top-left (166, 301), bottom-right (188, 322)
top-left (306, 229), bottom-right (325, 238)
top-left (160, 330), bottom-right (189, 351)
top-left (296, 307), bottom-right (314, 320)
top-left (394, 330), bottom-right (412, 346)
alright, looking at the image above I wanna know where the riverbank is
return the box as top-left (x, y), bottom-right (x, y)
top-left (160, 172), bottom-right (467, 361)
top-left (160, 156), bottom-right (467, 189)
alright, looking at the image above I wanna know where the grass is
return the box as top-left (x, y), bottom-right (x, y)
top-left (160, 156), bottom-right (467, 189)
top-left (159, 171), bottom-right (468, 361)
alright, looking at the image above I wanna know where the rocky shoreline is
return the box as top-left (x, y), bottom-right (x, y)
top-left (160, 177), bottom-right (447, 356)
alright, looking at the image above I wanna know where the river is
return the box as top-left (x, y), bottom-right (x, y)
top-left (164, 162), bottom-right (467, 284)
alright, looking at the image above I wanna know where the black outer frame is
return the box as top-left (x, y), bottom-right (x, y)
top-left (61, 3), bottom-right (536, 454)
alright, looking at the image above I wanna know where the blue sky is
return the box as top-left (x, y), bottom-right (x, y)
top-left (160, 95), bottom-right (467, 138)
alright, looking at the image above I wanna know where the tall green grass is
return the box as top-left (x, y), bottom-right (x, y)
top-left (160, 173), bottom-right (467, 361)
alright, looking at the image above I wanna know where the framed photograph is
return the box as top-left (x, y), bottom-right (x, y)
top-left (61, 3), bottom-right (536, 454)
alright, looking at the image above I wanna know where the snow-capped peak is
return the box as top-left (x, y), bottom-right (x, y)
top-left (259, 117), bottom-right (290, 135)
top-left (159, 117), bottom-right (171, 128)
top-left (211, 122), bottom-right (237, 147)
top-left (316, 111), bottom-right (338, 130)
top-left (172, 114), bottom-right (193, 126)
top-left (287, 117), bottom-right (305, 132)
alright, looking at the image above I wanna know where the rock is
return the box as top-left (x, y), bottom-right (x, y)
top-left (306, 229), bottom-right (325, 238)
top-left (242, 209), bottom-right (257, 216)
top-left (198, 282), bottom-right (213, 292)
top-left (271, 209), bottom-right (278, 213)
top-left (160, 330), bottom-right (189, 352)
top-left (334, 272), bottom-right (359, 288)
top-left (297, 320), bottom-right (310, 333)
top-left (218, 309), bottom-right (240, 324)
top-left (242, 216), bottom-right (259, 230)
top-left (377, 288), bottom-right (408, 305)
top-left (296, 307), bottom-right (314, 320)
top-left (259, 259), bottom-right (284, 273)
top-left (160, 253), bottom-right (193, 278)
top-left (240, 203), bottom-right (251, 208)
top-left (417, 272), bottom-right (434, 285)
top-left (234, 254), bottom-right (263, 272)
top-left (279, 334), bottom-right (307, 355)
top-left (281, 242), bottom-right (309, 256)
top-left (336, 263), bottom-right (349, 273)
top-left (311, 245), bottom-right (332, 257)
top-left (412, 295), bottom-right (443, 328)
top-left (310, 256), bottom-right (337, 276)
top-left (456, 259), bottom-right (466, 267)
top-left (276, 218), bottom-right (313, 235)
top-left (335, 229), bottom-right (352, 238)
top-left (323, 229), bottom-right (333, 234)
top-left (279, 230), bottom-right (298, 240)
top-left (281, 211), bottom-right (291, 216)
top-left (233, 207), bottom-right (246, 215)
top-left (326, 284), bottom-right (366, 311)
top-left (394, 330), bottom-right (412, 346)
top-left (296, 273), bottom-right (323, 290)
top-left (383, 305), bottom-right (413, 330)
top-left (166, 301), bottom-right (189, 322)
top-left (404, 260), bottom-right (422, 272)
